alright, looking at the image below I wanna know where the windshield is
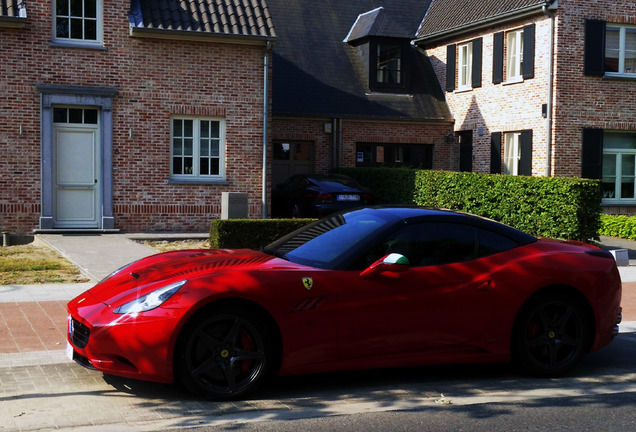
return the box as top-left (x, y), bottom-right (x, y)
top-left (264, 210), bottom-right (394, 269)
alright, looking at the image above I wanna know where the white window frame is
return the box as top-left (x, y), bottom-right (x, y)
top-left (506, 29), bottom-right (524, 82)
top-left (458, 42), bottom-right (473, 90)
top-left (602, 133), bottom-right (636, 203)
top-left (605, 24), bottom-right (636, 77)
top-left (170, 116), bottom-right (226, 182)
top-left (504, 132), bottom-right (521, 175)
top-left (52, 0), bottom-right (103, 47)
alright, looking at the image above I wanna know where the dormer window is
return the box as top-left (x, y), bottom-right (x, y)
top-left (370, 39), bottom-right (407, 91)
top-left (377, 42), bottom-right (402, 84)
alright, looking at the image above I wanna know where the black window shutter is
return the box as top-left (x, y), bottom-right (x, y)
top-left (491, 132), bottom-right (502, 174)
top-left (522, 24), bottom-right (535, 80)
top-left (584, 19), bottom-right (606, 76)
top-left (493, 32), bottom-right (504, 84)
top-left (582, 128), bottom-right (604, 179)
top-left (446, 44), bottom-right (456, 92)
top-left (520, 130), bottom-right (533, 176)
top-left (472, 38), bottom-right (482, 88)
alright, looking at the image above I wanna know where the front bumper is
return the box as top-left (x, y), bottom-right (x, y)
top-left (67, 291), bottom-right (185, 384)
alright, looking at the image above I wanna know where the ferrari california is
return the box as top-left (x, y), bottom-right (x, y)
top-left (67, 207), bottom-right (622, 400)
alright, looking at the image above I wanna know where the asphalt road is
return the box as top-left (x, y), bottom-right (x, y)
top-left (3, 330), bottom-right (636, 431)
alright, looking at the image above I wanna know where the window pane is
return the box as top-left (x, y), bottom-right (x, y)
top-left (274, 142), bottom-right (290, 160)
top-left (184, 139), bottom-right (193, 156)
top-left (68, 108), bottom-right (83, 123)
top-left (84, 109), bottom-right (98, 124)
top-left (173, 138), bottom-right (183, 155)
top-left (184, 120), bottom-right (193, 137)
top-left (211, 141), bottom-right (220, 157)
top-left (200, 159), bottom-right (209, 176)
top-left (200, 142), bottom-right (209, 157)
top-left (56, 18), bottom-right (70, 38)
top-left (173, 157), bottom-right (182, 175)
top-left (184, 157), bottom-right (193, 175)
top-left (70, 18), bottom-right (83, 39)
top-left (85, 20), bottom-right (97, 40)
top-left (605, 28), bottom-right (620, 73)
top-left (210, 159), bottom-right (219, 175)
top-left (85, 0), bottom-right (97, 18)
top-left (56, 0), bottom-right (69, 15)
top-left (294, 142), bottom-right (311, 161)
top-left (211, 121), bottom-right (220, 138)
top-left (605, 132), bottom-right (636, 149)
top-left (53, 108), bottom-right (67, 123)
top-left (70, 0), bottom-right (83, 17)
top-left (621, 154), bottom-right (636, 199)
top-left (173, 119), bottom-right (182, 137)
top-left (377, 43), bottom-right (401, 84)
top-left (200, 121), bottom-right (209, 139)
top-left (626, 28), bottom-right (636, 74)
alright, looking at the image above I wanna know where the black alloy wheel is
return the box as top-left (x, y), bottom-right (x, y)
top-left (176, 307), bottom-right (273, 400)
top-left (514, 293), bottom-right (591, 377)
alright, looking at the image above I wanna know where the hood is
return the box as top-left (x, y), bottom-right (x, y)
top-left (87, 248), bottom-right (278, 305)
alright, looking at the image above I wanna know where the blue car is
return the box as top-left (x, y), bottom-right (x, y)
top-left (272, 174), bottom-right (373, 218)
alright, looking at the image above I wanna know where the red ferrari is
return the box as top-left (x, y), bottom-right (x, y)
top-left (67, 207), bottom-right (622, 400)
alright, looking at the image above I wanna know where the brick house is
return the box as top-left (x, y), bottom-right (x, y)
top-left (265, 0), bottom-right (453, 187)
top-left (415, 0), bottom-right (636, 214)
top-left (0, 0), bottom-right (276, 234)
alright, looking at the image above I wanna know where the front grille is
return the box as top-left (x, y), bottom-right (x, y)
top-left (70, 317), bottom-right (90, 349)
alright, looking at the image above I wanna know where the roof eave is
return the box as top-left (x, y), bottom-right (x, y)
top-left (129, 26), bottom-right (277, 46)
top-left (414, 3), bottom-right (550, 46)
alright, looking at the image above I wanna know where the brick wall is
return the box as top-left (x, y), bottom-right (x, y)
top-left (423, 14), bottom-right (553, 176)
top-left (272, 117), bottom-right (454, 173)
top-left (0, 1), bottom-right (268, 234)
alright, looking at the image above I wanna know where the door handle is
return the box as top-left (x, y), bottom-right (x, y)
top-left (475, 280), bottom-right (494, 291)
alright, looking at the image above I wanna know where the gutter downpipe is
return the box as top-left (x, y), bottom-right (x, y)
top-left (262, 41), bottom-right (272, 218)
top-left (543, 1), bottom-right (556, 177)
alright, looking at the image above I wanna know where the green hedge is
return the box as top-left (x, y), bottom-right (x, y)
top-left (333, 168), bottom-right (601, 241)
top-left (599, 214), bottom-right (636, 240)
top-left (210, 219), bottom-right (315, 249)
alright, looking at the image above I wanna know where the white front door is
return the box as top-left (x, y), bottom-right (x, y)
top-left (53, 125), bottom-right (100, 228)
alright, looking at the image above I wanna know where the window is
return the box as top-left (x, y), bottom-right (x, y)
top-left (53, 0), bottom-right (101, 46)
top-left (53, 107), bottom-right (98, 124)
top-left (493, 25), bottom-right (534, 84)
top-left (504, 132), bottom-right (521, 175)
top-left (602, 132), bottom-right (636, 202)
top-left (171, 117), bottom-right (225, 180)
top-left (492, 130), bottom-right (532, 175)
top-left (458, 43), bottom-right (472, 89)
top-left (377, 43), bottom-right (402, 84)
top-left (605, 25), bottom-right (636, 76)
top-left (446, 38), bottom-right (482, 92)
top-left (356, 142), bottom-right (433, 168)
top-left (506, 29), bottom-right (524, 82)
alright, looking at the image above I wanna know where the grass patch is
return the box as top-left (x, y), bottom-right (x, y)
top-left (0, 244), bottom-right (89, 285)
top-left (138, 239), bottom-right (210, 252)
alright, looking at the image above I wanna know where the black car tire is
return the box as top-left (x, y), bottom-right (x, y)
top-left (513, 292), bottom-right (591, 378)
top-left (176, 306), bottom-right (274, 400)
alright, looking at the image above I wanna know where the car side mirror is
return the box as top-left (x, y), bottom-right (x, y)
top-left (360, 253), bottom-right (410, 278)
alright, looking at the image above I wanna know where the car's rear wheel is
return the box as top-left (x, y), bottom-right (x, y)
top-left (291, 202), bottom-right (302, 218)
top-left (176, 306), bottom-right (273, 400)
top-left (514, 293), bottom-right (591, 377)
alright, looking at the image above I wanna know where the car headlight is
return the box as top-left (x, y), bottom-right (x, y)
top-left (114, 280), bottom-right (187, 314)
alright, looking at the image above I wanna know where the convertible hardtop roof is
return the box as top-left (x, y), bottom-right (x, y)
top-left (349, 206), bottom-right (538, 244)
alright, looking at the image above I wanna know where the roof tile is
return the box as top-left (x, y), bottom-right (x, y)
top-left (130, 0), bottom-right (277, 39)
top-left (417, 0), bottom-right (547, 39)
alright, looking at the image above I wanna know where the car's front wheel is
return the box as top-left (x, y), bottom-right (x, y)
top-left (176, 306), bottom-right (274, 400)
top-left (513, 292), bottom-right (591, 377)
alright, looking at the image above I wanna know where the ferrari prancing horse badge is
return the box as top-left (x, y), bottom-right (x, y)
top-left (302, 277), bottom-right (313, 290)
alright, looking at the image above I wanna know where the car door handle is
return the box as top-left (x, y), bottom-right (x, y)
top-left (475, 280), bottom-right (494, 291)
